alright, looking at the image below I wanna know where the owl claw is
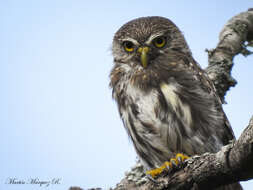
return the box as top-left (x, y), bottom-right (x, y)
top-left (176, 153), bottom-right (189, 162)
top-left (164, 161), bottom-right (172, 171)
top-left (146, 153), bottom-right (189, 179)
top-left (170, 158), bottom-right (178, 167)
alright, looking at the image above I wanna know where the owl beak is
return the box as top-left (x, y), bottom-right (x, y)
top-left (137, 46), bottom-right (149, 68)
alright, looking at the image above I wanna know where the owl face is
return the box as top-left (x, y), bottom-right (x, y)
top-left (112, 16), bottom-right (191, 71)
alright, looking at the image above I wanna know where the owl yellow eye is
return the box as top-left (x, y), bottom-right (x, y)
top-left (123, 41), bottom-right (134, 52)
top-left (153, 36), bottom-right (166, 48)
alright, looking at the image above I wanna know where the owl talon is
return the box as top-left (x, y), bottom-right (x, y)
top-left (176, 153), bottom-right (189, 162)
top-left (177, 155), bottom-right (182, 162)
top-left (170, 158), bottom-right (178, 167)
top-left (164, 161), bottom-right (172, 171)
top-left (146, 153), bottom-right (189, 179)
top-left (165, 161), bottom-right (172, 171)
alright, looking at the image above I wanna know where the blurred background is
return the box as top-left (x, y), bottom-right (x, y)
top-left (1, 1), bottom-right (253, 189)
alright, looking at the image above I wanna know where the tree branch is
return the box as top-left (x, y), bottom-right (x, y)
top-left (205, 8), bottom-right (253, 102)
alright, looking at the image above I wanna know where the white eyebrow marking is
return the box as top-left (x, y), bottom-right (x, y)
top-left (120, 38), bottom-right (140, 46)
top-left (145, 32), bottom-right (166, 45)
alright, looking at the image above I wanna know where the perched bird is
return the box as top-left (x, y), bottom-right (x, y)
top-left (110, 16), bottom-right (242, 189)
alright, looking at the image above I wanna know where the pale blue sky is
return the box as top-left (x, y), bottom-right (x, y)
top-left (1, 1), bottom-right (253, 190)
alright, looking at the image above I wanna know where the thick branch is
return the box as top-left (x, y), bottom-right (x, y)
top-left (205, 8), bottom-right (253, 101)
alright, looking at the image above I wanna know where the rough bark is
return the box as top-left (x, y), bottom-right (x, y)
top-left (206, 8), bottom-right (253, 102)
top-left (82, 8), bottom-right (253, 190)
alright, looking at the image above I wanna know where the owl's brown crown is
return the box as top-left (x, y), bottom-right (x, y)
top-left (112, 16), bottom-right (191, 62)
top-left (114, 16), bottom-right (178, 43)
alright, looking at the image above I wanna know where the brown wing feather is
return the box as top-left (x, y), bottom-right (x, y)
top-left (187, 56), bottom-right (236, 141)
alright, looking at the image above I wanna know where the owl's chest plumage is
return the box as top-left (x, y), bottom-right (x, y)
top-left (111, 62), bottom-right (231, 169)
top-left (125, 84), bottom-right (160, 125)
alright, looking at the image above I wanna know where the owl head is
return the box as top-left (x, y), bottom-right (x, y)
top-left (112, 16), bottom-right (191, 70)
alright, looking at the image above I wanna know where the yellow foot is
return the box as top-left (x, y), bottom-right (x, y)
top-left (146, 153), bottom-right (189, 178)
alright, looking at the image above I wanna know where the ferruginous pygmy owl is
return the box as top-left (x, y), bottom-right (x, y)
top-left (110, 17), bottom-right (242, 190)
